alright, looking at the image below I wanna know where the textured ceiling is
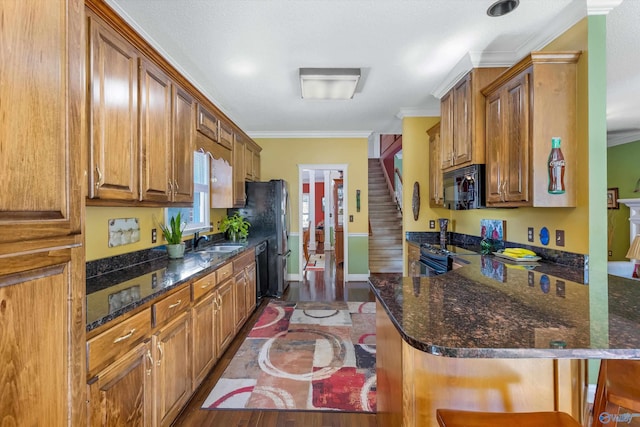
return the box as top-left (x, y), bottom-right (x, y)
top-left (107, 0), bottom-right (638, 143)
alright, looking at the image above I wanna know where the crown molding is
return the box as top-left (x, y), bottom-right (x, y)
top-left (608, 130), bottom-right (640, 147)
top-left (248, 130), bottom-right (372, 139)
top-left (586, 0), bottom-right (624, 15)
top-left (396, 107), bottom-right (441, 119)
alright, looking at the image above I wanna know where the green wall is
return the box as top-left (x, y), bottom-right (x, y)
top-left (607, 140), bottom-right (640, 259)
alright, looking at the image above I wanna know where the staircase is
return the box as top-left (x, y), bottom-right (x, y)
top-left (368, 159), bottom-right (403, 273)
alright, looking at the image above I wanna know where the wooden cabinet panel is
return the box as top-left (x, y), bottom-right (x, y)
top-left (428, 123), bottom-right (443, 207)
top-left (153, 311), bottom-right (192, 427)
top-left (196, 103), bottom-right (219, 142)
top-left (171, 85), bottom-right (195, 204)
top-left (245, 263), bottom-right (257, 317)
top-left (234, 270), bottom-right (248, 330)
top-left (191, 292), bottom-right (217, 390)
top-left (216, 262), bottom-right (234, 283)
top-left (152, 285), bottom-right (191, 327)
top-left (219, 121), bottom-right (234, 150)
top-left (87, 307), bottom-right (152, 375)
top-left (232, 134), bottom-right (246, 207)
top-left (210, 156), bottom-right (234, 208)
top-left (439, 68), bottom-right (505, 172)
top-left (482, 51), bottom-right (580, 207)
top-left (216, 278), bottom-right (235, 354)
top-left (0, 0), bottom-right (82, 243)
top-left (88, 341), bottom-right (153, 427)
top-left (244, 144), bottom-right (254, 181)
top-left (253, 151), bottom-right (261, 181)
top-left (140, 57), bottom-right (172, 203)
top-left (192, 271), bottom-right (217, 302)
top-left (88, 14), bottom-right (139, 201)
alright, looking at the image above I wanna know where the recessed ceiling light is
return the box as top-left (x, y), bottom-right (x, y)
top-left (487, 0), bottom-right (520, 17)
top-left (299, 68), bottom-right (361, 100)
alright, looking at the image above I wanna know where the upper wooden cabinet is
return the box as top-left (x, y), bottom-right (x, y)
top-left (440, 67), bottom-right (506, 172)
top-left (171, 85), bottom-right (195, 203)
top-left (232, 134), bottom-right (247, 207)
top-left (196, 103), bottom-right (220, 142)
top-left (427, 123), bottom-right (443, 207)
top-left (87, 14), bottom-right (140, 201)
top-left (140, 57), bottom-right (172, 203)
top-left (244, 143), bottom-right (261, 182)
top-left (482, 51), bottom-right (581, 208)
top-left (219, 121), bottom-right (234, 150)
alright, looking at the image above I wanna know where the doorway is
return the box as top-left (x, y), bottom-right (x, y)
top-left (298, 164), bottom-right (348, 281)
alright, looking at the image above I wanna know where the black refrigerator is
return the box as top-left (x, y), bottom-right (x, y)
top-left (230, 180), bottom-right (290, 297)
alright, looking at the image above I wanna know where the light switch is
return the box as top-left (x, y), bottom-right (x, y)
top-left (556, 229), bottom-right (565, 247)
top-left (349, 215), bottom-right (354, 222)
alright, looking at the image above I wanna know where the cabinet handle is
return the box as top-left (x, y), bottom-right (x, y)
top-left (157, 342), bottom-right (163, 366)
top-left (113, 328), bottom-right (136, 343)
top-left (168, 299), bottom-right (182, 309)
top-left (218, 295), bottom-right (222, 308)
top-left (146, 350), bottom-right (154, 376)
top-left (95, 166), bottom-right (103, 189)
top-left (174, 180), bottom-right (179, 192)
top-left (168, 181), bottom-right (174, 193)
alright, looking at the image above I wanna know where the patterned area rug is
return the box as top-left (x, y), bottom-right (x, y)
top-left (306, 254), bottom-right (325, 271)
top-left (202, 300), bottom-right (376, 412)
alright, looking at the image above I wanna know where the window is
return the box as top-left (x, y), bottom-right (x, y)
top-left (166, 150), bottom-right (210, 236)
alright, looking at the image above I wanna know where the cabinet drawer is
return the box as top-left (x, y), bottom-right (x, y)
top-left (192, 272), bottom-right (216, 301)
top-left (87, 307), bottom-right (151, 374)
top-left (216, 262), bottom-right (233, 283)
top-left (152, 286), bottom-right (191, 327)
top-left (234, 250), bottom-right (254, 272)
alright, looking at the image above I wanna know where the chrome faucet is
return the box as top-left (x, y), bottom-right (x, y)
top-left (193, 232), bottom-right (209, 250)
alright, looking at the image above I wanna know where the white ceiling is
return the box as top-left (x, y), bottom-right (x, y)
top-left (107, 0), bottom-right (639, 144)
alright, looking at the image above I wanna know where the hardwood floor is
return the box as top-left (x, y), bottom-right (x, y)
top-left (172, 249), bottom-right (377, 427)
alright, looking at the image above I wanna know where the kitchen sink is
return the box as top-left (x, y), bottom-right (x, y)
top-left (196, 245), bottom-right (244, 253)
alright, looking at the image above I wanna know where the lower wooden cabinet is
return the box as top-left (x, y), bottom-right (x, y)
top-left (153, 311), bottom-right (192, 427)
top-left (234, 269), bottom-right (248, 330)
top-left (88, 341), bottom-right (154, 427)
top-left (191, 292), bottom-right (217, 390)
top-left (215, 277), bottom-right (235, 355)
top-left (245, 263), bottom-right (257, 318)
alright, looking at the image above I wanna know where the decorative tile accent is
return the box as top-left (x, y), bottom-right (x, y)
top-left (481, 219), bottom-right (506, 241)
top-left (108, 218), bottom-right (140, 247)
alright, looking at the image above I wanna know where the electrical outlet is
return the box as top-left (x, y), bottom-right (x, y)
top-left (151, 228), bottom-right (157, 243)
top-left (527, 227), bottom-right (534, 242)
top-left (609, 250), bottom-right (613, 256)
top-left (556, 229), bottom-right (565, 247)
top-left (429, 220), bottom-right (435, 229)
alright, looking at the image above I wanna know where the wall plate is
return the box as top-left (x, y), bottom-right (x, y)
top-left (539, 227), bottom-right (550, 245)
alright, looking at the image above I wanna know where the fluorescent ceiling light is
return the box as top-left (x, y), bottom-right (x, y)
top-left (299, 68), bottom-right (361, 100)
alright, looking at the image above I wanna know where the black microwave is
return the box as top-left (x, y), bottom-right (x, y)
top-left (443, 164), bottom-right (485, 210)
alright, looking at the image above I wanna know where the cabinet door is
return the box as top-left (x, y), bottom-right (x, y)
top-left (191, 292), bottom-right (217, 389)
top-left (88, 15), bottom-right (139, 201)
top-left (232, 135), bottom-right (246, 207)
top-left (1, 0), bottom-right (83, 244)
top-left (503, 73), bottom-right (530, 203)
top-left (245, 263), bottom-right (257, 318)
top-left (234, 270), bottom-right (247, 330)
top-left (253, 151), bottom-right (261, 181)
top-left (140, 58), bottom-right (172, 202)
top-left (154, 311), bottom-right (191, 427)
top-left (440, 91), bottom-right (454, 169)
top-left (244, 144), bottom-right (254, 181)
top-left (171, 85), bottom-right (195, 203)
top-left (88, 341), bottom-right (153, 427)
top-left (428, 123), bottom-right (442, 207)
top-left (216, 279), bottom-right (235, 354)
top-left (452, 75), bottom-right (472, 165)
top-left (485, 92), bottom-right (503, 204)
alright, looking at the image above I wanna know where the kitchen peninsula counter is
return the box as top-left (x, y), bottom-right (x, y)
top-left (370, 249), bottom-right (640, 427)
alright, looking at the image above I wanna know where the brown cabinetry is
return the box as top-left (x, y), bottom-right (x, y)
top-left (153, 311), bottom-right (192, 427)
top-left (191, 291), bottom-right (217, 389)
top-left (439, 68), bottom-right (505, 172)
top-left (88, 13), bottom-right (140, 201)
top-left (170, 85), bottom-right (195, 203)
top-left (428, 123), bottom-right (443, 207)
top-left (482, 51), bottom-right (581, 208)
top-left (215, 276), bottom-right (236, 354)
top-left (0, 0), bottom-right (85, 425)
top-left (88, 341), bottom-right (154, 427)
top-left (232, 134), bottom-right (247, 207)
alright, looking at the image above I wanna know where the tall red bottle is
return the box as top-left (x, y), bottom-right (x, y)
top-left (548, 137), bottom-right (566, 194)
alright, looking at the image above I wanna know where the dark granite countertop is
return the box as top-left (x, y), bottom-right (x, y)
top-left (370, 245), bottom-right (640, 359)
top-left (86, 235), bottom-right (269, 333)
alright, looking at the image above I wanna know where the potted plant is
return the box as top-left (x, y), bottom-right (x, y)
top-left (160, 212), bottom-right (186, 258)
top-left (220, 213), bottom-right (250, 242)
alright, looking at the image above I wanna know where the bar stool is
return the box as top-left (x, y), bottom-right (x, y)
top-left (436, 359), bottom-right (640, 427)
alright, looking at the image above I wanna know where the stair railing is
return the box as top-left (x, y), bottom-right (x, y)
top-left (395, 168), bottom-right (403, 214)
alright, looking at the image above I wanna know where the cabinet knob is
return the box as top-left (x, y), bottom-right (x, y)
top-left (95, 166), bottom-right (103, 189)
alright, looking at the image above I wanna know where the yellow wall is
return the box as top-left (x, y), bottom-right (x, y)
top-left (255, 137), bottom-right (369, 234)
top-left (401, 19), bottom-right (589, 255)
